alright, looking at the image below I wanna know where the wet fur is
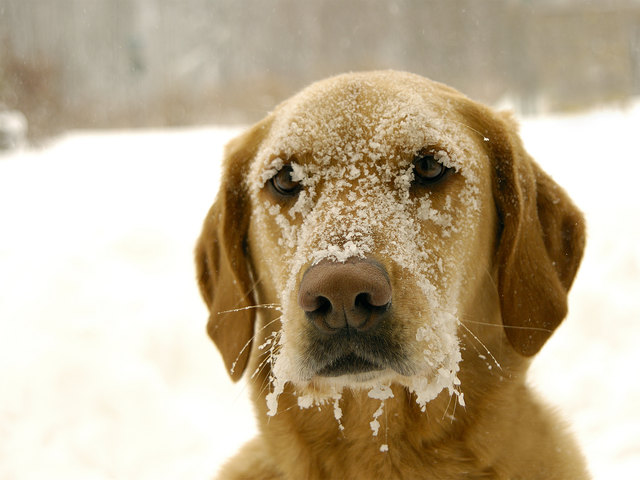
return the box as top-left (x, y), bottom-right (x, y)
top-left (196, 72), bottom-right (590, 479)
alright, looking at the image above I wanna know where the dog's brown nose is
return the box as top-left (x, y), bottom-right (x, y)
top-left (298, 259), bottom-right (392, 334)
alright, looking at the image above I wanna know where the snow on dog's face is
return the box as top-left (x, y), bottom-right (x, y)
top-left (244, 72), bottom-right (497, 414)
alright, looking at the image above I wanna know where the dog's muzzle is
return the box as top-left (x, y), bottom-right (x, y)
top-left (297, 258), bottom-right (408, 378)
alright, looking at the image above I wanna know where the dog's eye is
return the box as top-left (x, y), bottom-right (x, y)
top-left (412, 153), bottom-right (448, 184)
top-left (270, 165), bottom-right (301, 196)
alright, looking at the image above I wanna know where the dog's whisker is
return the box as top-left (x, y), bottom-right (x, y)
top-left (255, 369), bottom-right (275, 397)
top-left (499, 323), bottom-right (554, 333)
top-left (218, 303), bottom-right (283, 315)
top-left (242, 358), bottom-right (276, 395)
top-left (246, 354), bottom-right (274, 393)
top-left (458, 322), bottom-right (503, 372)
top-left (463, 331), bottom-right (487, 358)
top-left (277, 399), bottom-right (305, 415)
top-left (442, 391), bottom-right (455, 422)
top-left (252, 341), bottom-right (282, 381)
top-left (449, 394), bottom-right (459, 425)
top-left (229, 315), bottom-right (284, 375)
top-left (481, 265), bottom-right (500, 296)
top-left (252, 316), bottom-right (285, 345)
top-left (254, 333), bottom-right (283, 395)
top-left (461, 317), bottom-right (554, 333)
top-left (239, 269), bottom-right (264, 309)
top-left (231, 335), bottom-right (281, 403)
top-left (383, 402), bottom-right (389, 451)
top-left (447, 118), bottom-right (490, 142)
top-left (249, 333), bottom-right (281, 379)
top-left (250, 353), bottom-right (273, 381)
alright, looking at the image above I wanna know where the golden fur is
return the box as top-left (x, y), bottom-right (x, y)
top-left (196, 71), bottom-right (589, 479)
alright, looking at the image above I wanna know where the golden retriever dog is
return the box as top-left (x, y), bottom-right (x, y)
top-left (196, 71), bottom-right (589, 479)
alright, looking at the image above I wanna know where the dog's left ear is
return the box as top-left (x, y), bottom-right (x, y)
top-left (195, 120), bottom-right (270, 380)
top-left (483, 111), bottom-right (586, 356)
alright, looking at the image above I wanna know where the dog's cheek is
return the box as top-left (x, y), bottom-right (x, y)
top-left (248, 203), bottom-right (295, 296)
top-left (453, 168), bottom-right (497, 285)
top-left (248, 198), bottom-right (315, 372)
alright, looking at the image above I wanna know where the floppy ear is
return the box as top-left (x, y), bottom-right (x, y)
top-left (195, 120), bottom-right (269, 380)
top-left (487, 112), bottom-right (586, 356)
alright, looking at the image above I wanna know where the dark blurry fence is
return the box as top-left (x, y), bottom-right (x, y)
top-left (1, 0), bottom-right (639, 137)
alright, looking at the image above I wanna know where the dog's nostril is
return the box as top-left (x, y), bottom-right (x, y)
top-left (315, 296), bottom-right (332, 315)
top-left (355, 290), bottom-right (391, 309)
top-left (354, 292), bottom-right (377, 310)
top-left (299, 291), bottom-right (333, 314)
top-left (355, 292), bottom-right (369, 309)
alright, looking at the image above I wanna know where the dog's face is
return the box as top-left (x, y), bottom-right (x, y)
top-left (196, 71), bottom-right (585, 415)
top-left (245, 73), bottom-right (498, 407)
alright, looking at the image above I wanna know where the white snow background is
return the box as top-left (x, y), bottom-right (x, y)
top-left (1, 105), bottom-right (639, 479)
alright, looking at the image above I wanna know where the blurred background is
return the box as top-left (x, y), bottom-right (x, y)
top-left (1, 1), bottom-right (639, 479)
top-left (1, 0), bottom-right (640, 140)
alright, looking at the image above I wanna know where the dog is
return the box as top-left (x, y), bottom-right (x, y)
top-left (196, 71), bottom-right (590, 479)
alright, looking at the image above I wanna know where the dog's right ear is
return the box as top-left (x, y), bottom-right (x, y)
top-left (195, 120), bottom-right (270, 381)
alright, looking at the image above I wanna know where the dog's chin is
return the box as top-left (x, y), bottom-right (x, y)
top-left (316, 353), bottom-right (385, 378)
top-left (299, 349), bottom-right (419, 389)
top-left (309, 367), bottom-right (403, 392)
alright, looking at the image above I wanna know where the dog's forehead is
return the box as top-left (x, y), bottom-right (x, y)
top-left (274, 72), bottom-right (442, 139)
top-left (253, 71), bottom-right (484, 184)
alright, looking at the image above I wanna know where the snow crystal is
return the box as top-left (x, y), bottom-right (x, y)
top-left (266, 386), bottom-right (283, 417)
top-left (260, 156), bottom-right (284, 185)
top-left (416, 196), bottom-right (455, 233)
top-left (370, 415), bottom-right (382, 436)
top-left (333, 397), bottom-right (343, 421)
top-left (290, 162), bottom-right (306, 182)
top-left (297, 394), bottom-right (314, 409)
top-left (333, 395), bottom-right (345, 431)
top-left (368, 384), bottom-right (394, 401)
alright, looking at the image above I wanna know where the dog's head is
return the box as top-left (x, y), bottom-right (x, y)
top-left (196, 71), bottom-right (585, 412)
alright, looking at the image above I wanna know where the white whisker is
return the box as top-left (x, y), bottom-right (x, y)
top-left (442, 392), bottom-right (454, 421)
top-left (230, 314), bottom-right (283, 375)
top-left (448, 118), bottom-right (490, 142)
top-left (218, 303), bottom-right (282, 315)
top-left (459, 322), bottom-right (503, 372)
top-left (462, 317), bottom-right (553, 333)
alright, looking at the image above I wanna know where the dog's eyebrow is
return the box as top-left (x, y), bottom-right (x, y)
top-left (447, 118), bottom-right (490, 142)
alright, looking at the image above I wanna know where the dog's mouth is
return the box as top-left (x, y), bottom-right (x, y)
top-left (305, 324), bottom-right (413, 381)
top-left (316, 352), bottom-right (385, 377)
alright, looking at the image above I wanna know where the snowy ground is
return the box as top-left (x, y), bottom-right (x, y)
top-left (0, 105), bottom-right (638, 479)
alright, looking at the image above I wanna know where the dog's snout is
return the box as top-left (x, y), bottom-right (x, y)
top-left (298, 259), bottom-right (392, 334)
